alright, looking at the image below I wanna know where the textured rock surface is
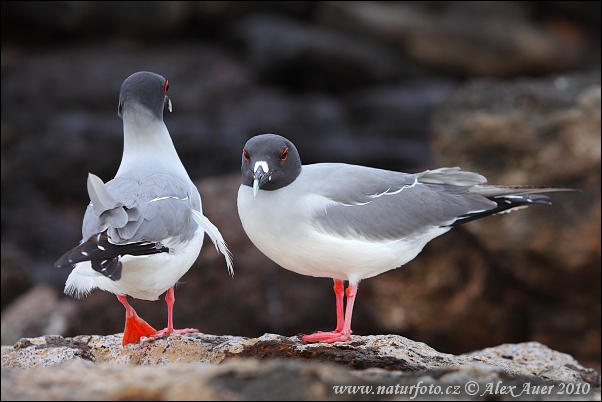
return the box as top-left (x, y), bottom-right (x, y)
top-left (428, 71), bottom-right (601, 369)
top-left (1, 334), bottom-right (600, 400)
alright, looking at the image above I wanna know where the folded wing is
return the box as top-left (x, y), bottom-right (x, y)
top-left (55, 172), bottom-right (201, 280)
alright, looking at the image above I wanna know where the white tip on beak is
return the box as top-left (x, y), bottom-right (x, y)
top-left (253, 179), bottom-right (259, 198)
top-left (167, 98), bottom-right (173, 113)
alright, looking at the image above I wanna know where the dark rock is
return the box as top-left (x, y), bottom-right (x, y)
top-left (0, 244), bottom-right (32, 309)
top-left (531, 1), bottom-right (602, 34)
top-left (229, 13), bottom-right (416, 92)
top-left (1, 2), bottom-right (194, 37)
top-left (344, 79), bottom-right (458, 170)
top-left (1, 183), bottom-right (82, 285)
top-left (317, 2), bottom-right (594, 77)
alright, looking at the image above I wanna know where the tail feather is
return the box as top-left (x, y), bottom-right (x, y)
top-left (469, 185), bottom-right (578, 198)
top-left (191, 210), bottom-right (234, 276)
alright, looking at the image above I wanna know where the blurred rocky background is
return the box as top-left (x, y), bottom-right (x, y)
top-left (1, 0), bottom-right (600, 373)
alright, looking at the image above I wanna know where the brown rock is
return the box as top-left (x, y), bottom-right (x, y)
top-left (430, 71), bottom-right (601, 371)
top-left (317, 2), bottom-right (592, 77)
top-left (1, 334), bottom-right (599, 400)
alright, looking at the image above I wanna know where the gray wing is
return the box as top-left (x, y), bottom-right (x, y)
top-left (54, 172), bottom-right (201, 280)
top-left (83, 172), bottom-right (200, 244)
top-left (309, 165), bottom-right (496, 241)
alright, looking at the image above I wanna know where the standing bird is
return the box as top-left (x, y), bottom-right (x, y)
top-left (237, 133), bottom-right (572, 343)
top-left (56, 71), bottom-right (232, 346)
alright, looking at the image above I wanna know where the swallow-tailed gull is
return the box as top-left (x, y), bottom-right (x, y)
top-left (237, 133), bottom-right (571, 343)
top-left (55, 71), bottom-right (233, 345)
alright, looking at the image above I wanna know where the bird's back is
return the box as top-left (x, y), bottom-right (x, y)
top-left (83, 171), bottom-right (201, 245)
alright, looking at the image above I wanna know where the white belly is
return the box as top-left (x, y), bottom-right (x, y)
top-left (237, 185), bottom-right (449, 284)
top-left (64, 230), bottom-right (205, 300)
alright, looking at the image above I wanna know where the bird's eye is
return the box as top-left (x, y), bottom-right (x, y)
top-left (280, 147), bottom-right (289, 161)
top-left (163, 80), bottom-right (169, 93)
top-left (243, 149), bottom-right (250, 162)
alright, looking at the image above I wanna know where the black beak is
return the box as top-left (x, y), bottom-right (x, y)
top-left (164, 95), bottom-right (172, 113)
top-left (253, 165), bottom-right (271, 197)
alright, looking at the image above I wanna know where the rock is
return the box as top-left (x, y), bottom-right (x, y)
top-left (343, 79), bottom-right (457, 170)
top-left (0, 244), bottom-right (32, 309)
top-left (533, 1), bottom-right (601, 33)
top-left (1, 334), bottom-right (600, 400)
top-left (429, 71), bottom-right (601, 369)
top-left (1, 2), bottom-right (194, 36)
top-left (193, 1), bottom-right (313, 23)
top-left (364, 230), bottom-right (528, 355)
top-left (431, 71), bottom-right (601, 184)
top-left (1, 184), bottom-right (83, 288)
top-left (1, 285), bottom-right (77, 345)
top-left (229, 13), bottom-right (413, 92)
top-left (317, 2), bottom-right (594, 77)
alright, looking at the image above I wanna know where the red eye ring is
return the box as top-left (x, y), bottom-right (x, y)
top-left (280, 147), bottom-right (289, 161)
top-left (163, 80), bottom-right (169, 93)
top-left (243, 149), bottom-right (250, 161)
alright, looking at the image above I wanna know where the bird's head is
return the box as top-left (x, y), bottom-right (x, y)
top-left (118, 71), bottom-right (172, 121)
top-left (241, 134), bottom-right (302, 197)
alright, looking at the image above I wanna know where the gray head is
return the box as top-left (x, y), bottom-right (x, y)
top-left (118, 71), bottom-right (172, 120)
top-left (241, 134), bottom-right (302, 196)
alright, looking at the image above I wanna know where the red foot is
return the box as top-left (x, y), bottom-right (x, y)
top-left (301, 331), bottom-right (351, 343)
top-left (122, 315), bottom-right (158, 346)
top-left (152, 327), bottom-right (198, 339)
top-left (299, 280), bottom-right (357, 344)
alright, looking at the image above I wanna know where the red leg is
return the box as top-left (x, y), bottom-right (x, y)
top-left (153, 286), bottom-right (198, 338)
top-left (302, 280), bottom-right (356, 343)
top-left (117, 294), bottom-right (157, 346)
top-left (333, 279), bottom-right (345, 332)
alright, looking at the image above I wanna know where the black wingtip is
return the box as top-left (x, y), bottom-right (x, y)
top-left (450, 193), bottom-right (554, 227)
top-left (91, 258), bottom-right (122, 281)
top-left (54, 231), bottom-right (169, 281)
top-left (54, 252), bottom-right (75, 269)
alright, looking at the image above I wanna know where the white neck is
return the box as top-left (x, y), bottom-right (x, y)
top-left (115, 115), bottom-right (190, 181)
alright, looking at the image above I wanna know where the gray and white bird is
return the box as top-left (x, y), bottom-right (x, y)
top-left (56, 71), bottom-right (232, 346)
top-left (237, 133), bottom-right (571, 343)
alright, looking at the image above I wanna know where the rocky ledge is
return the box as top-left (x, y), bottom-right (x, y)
top-left (1, 333), bottom-right (600, 400)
